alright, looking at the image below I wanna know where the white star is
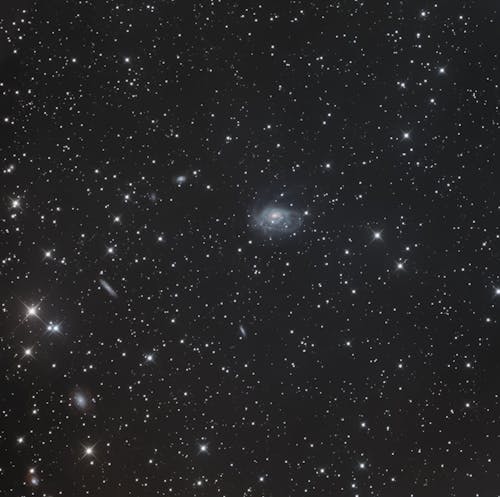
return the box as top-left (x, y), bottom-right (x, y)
top-left (47, 322), bottom-right (61, 333)
top-left (83, 445), bottom-right (96, 457)
top-left (27, 306), bottom-right (38, 317)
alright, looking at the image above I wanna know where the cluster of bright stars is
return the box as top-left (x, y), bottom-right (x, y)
top-left (21, 304), bottom-right (62, 359)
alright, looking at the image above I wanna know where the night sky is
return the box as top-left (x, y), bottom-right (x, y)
top-left (1, 1), bottom-right (500, 496)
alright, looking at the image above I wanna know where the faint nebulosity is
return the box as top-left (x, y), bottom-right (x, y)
top-left (1, 1), bottom-right (499, 496)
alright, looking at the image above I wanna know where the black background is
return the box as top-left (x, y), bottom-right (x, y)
top-left (1, 1), bottom-right (500, 496)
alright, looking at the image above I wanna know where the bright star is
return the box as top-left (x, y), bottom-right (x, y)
top-left (47, 322), bottom-right (61, 333)
top-left (83, 444), bottom-right (96, 457)
top-left (27, 306), bottom-right (38, 317)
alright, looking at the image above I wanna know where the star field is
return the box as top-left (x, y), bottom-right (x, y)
top-left (1, 1), bottom-right (500, 496)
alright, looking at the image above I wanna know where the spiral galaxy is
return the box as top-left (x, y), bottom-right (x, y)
top-left (254, 206), bottom-right (303, 236)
